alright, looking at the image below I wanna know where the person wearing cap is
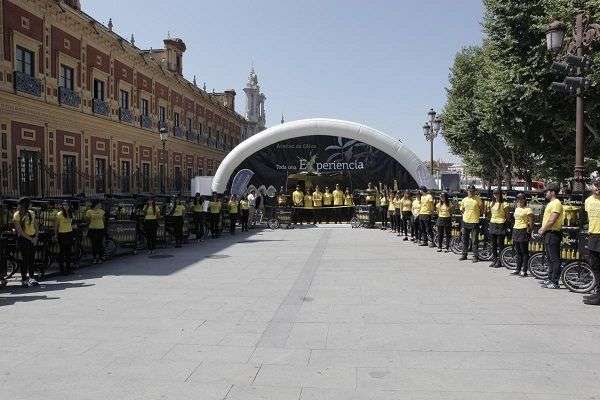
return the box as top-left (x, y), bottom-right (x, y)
top-left (323, 186), bottom-right (333, 223)
top-left (418, 186), bottom-right (434, 246)
top-left (583, 179), bottom-right (600, 305)
top-left (436, 192), bottom-right (452, 252)
top-left (538, 183), bottom-right (565, 289)
top-left (459, 185), bottom-right (483, 262)
top-left (512, 193), bottom-right (534, 277)
top-left (411, 191), bottom-right (421, 243)
top-left (313, 185), bottom-right (323, 224)
top-left (292, 185), bottom-right (304, 225)
top-left (488, 189), bottom-right (510, 268)
top-left (13, 197), bottom-right (39, 287)
top-left (400, 190), bottom-right (413, 241)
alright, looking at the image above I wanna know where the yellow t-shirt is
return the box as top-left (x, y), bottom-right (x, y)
top-left (304, 194), bottom-right (313, 208)
top-left (388, 197), bottom-right (396, 211)
top-left (13, 210), bottom-right (36, 236)
top-left (542, 198), bottom-right (564, 231)
top-left (172, 204), bottom-right (186, 217)
top-left (323, 192), bottom-right (333, 206)
top-left (437, 203), bottom-right (451, 218)
top-left (585, 195), bottom-right (600, 234)
top-left (344, 194), bottom-right (353, 206)
top-left (209, 201), bottom-right (222, 214)
top-left (228, 200), bottom-right (238, 214)
top-left (490, 202), bottom-right (509, 224)
top-left (419, 194), bottom-right (434, 215)
top-left (313, 191), bottom-right (323, 207)
top-left (333, 190), bottom-right (344, 206)
top-left (513, 206), bottom-right (533, 230)
top-left (144, 205), bottom-right (159, 220)
top-left (56, 211), bottom-right (73, 233)
top-left (239, 199), bottom-right (249, 210)
top-left (380, 195), bottom-right (388, 207)
top-left (412, 199), bottom-right (421, 217)
top-left (401, 198), bottom-right (412, 212)
top-left (460, 196), bottom-right (482, 224)
top-left (86, 208), bottom-right (105, 229)
top-left (192, 201), bottom-right (203, 213)
top-left (292, 190), bottom-right (304, 206)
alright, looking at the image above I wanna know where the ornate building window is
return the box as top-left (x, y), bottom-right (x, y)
top-left (120, 90), bottom-right (129, 109)
top-left (141, 98), bottom-right (149, 116)
top-left (159, 106), bottom-right (166, 122)
top-left (15, 46), bottom-right (34, 77)
top-left (59, 65), bottom-right (74, 90)
top-left (93, 79), bottom-right (105, 101)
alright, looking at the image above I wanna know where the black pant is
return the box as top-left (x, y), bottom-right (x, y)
top-left (380, 207), bottom-right (388, 227)
top-left (420, 215), bottom-right (433, 244)
top-left (229, 213), bottom-right (238, 234)
top-left (545, 231), bottom-right (562, 284)
top-left (18, 237), bottom-right (35, 281)
top-left (490, 234), bottom-right (504, 259)
top-left (587, 235), bottom-right (600, 288)
top-left (173, 216), bottom-right (184, 247)
top-left (437, 218), bottom-right (451, 250)
top-left (514, 241), bottom-right (529, 273)
top-left (210, 213), bottom-right (220, 237)
top-left (144, 219), bottom-right (158, 251)
top-left (88, 228), bottom-right (104, 260)
top-left (401, 211), bottom-right (411, 237)
top-left (462, 223), bottom-right (479, 258)
top-left (240, 209), bottom-right (249, 231)
top-left (412, 215), bottom-right (420, 239)
top-left (193, 212), bottom-right (204, 240)
top-left (57, 232), bottom-right (73, 272)
top-left (393, 211), bottom-right (400, 233)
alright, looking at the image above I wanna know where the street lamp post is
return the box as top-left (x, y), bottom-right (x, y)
top-left (546, 13), bottom-right (600, 190)
top-left (159, 125), bottom-right (169, 193)
top-left (423, 108), bottom-right (442, 176)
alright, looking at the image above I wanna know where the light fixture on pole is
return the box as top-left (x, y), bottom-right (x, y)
top-left (423, 108), bottom-right (442, 176)
top-left (159, 124), bottom-right (169, 193)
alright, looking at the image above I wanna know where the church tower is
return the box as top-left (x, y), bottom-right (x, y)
top-left (243, 67), bottom-right (266, 137)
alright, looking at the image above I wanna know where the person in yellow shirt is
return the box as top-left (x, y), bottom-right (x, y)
top-left (392, 192), bottom-right (402, 234)
top-left (387, 191), bottom-right (396, 232)
top-left (323, 186), bottom-right (333, 223)
top-left (55, 201), bottom-right (74, 274)
top-left (86, 199), bottom-right (105, 264)
top-left (292, 185), bottom-right (305, 225)
top-left (488, 189), bottom-right (510, 268)
top-left (411, 192), bottom-right (421, 242)
top-left (418, 187), bottom-right (434, 246)
top-left (304, 189), bottom-right (315, 225)
top-left (436, 192), bottom-right (452, 252)
top-left (239, 196), bottom-right (250, 232)
top-left (312, 185), bottom-right (323, 224)
top-left (584, 179), bottom-right (600, 305)
top-left (400, 190), bottom-right (412, 241)
top-left (228, 195), bottom-right (239, 235)
top-left (209, 193), bottom-right (222, 238)
top-left (13, 197), bottom-right (39, 286)
top-left (169, 197), bottom-right (186, 248)
top-left (379, 189), bottom-right (389, 230)
top-left (511, 193), bottom-right (534, 277)
top-left (538, 183), bottom-right (564, 288)
top-left (459, 185), bottom-right (483, 262)
top-left (277, 187), bottom-right (288, 207)
top-left (332, 184), bottom-right (345, 223)
top-left (143, 198), bottom-right (160, 253)
top-left (192, 193), bottom-right (205, 240)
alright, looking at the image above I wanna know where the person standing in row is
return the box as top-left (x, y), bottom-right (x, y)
top-left (323, 186), bottom-right (333, 223)
top-left (459, 185), bottom-right (482, 262)
top-left (143, 198), bottom-right (160, 254)
top-left (228, 195), bottom-right (238, 235)
top-left (192, 193), bottom-right (204, 241)
top-left (239, 196), bottom-right (250, 232)
top-left (170, 197), bottom-right (186, 248)
top-left (209, 193), bottom-right (222, 238)
top-left (538, 183), bottom-right (564, 289)
top-left (333, 184), bottom-right (345, 223)
top-left (411, 192), bottom-right (421, 242)
top-left (511, 193), bottom-right (534, 277)
top-left (388, 191), bottom-right (397, 232)
top-left (392, 192), bottom-right (402, 234)
top-left (488, 189), bottom-right (510, 268)
top-left (313, 185), bottom-right (323, 224)
top-left (292, 185), bottom-right (304, 225)
top-left (379, 189), bottom-right (389, 230)
top-left (55, 201), bottom-right (74, 274)
top-left (247, 190), bottom-right (257, 228)
top-left (13, 197), bottom-right (39, 287)
top-left (400, 191), bottom-right (412, 241)
top-left (86, 199), bottom-right (105, 264)
top-left (436, 192), bottom-right (452, 252)
top-left (419, 187), bottom-right (434, 246)
top-left (583, 179), bottom-right (600, 305)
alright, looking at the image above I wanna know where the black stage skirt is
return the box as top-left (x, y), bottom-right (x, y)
top-left (489, 222), bottom-right (506, 235)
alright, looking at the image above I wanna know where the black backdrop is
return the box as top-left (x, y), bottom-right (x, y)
top-left (229, 135), bottom-right (418, 192)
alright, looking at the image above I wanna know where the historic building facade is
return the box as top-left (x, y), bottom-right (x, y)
top-left (243, 67), bottom-right (266, 139)
top-left (0, 0), bottom-right (247, 197)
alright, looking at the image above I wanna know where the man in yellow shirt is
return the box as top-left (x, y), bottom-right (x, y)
top-left (400, 190), bottom-right (413, 241)
top-left (332, 184), bottom-right (344, 223)
top-left (313, 185), bottom-right (323, 224)
top-left (323, 186), bottom-right (333, 223)
top-left (418, 187), bottom-right (434, 246)
top-left (538, 183), bottom-right (564, 288)
top-left (459, 185), bottom-right (483, 262)
top-left (584, 179), bottom-right (600, 304)
top-left (292, 185), bottom-right (304, 225)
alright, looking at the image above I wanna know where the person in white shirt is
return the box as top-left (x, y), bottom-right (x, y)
top-left (247, 190), bottom-right (257, 227)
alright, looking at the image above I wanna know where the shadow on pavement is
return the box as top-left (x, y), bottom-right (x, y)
top-left (0, 295), bottom-right (60, 306)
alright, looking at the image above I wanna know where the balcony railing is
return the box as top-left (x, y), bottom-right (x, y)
top-left (58, 86), bottom-right (81, 107)
top-left (185, 130), bottom-right (196, 141)
top-left (140, 115), bottom-right (152, 129)
top-left (119, 108), bottom-right (133, 123)
top-left (92, 98), bottom-right (109, 116)
top-left (158, 120), bottom-right (168, 132)
top-left (173, 126), bottom-right (184, 138)
top-left (14, 71), bottom-right (41, 97)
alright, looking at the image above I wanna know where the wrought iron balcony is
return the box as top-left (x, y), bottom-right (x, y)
top-left (92, 98), bottom-right (109, 116)
top-left (14, 71), bottom-right (41, 97)
top-left (140, 115), bottom-right (152, 129)
top-left (119, 108), bottom-right (133, 123)
top-left (158, 120), bottom-right (168, 131)
top-left (173, 126), bottom-right (184, 138)
top-left (185, 130), bottom-right (196, 141)
top-left (58, 86), bottom-right (81, 107)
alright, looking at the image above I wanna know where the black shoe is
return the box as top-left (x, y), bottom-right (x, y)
top-left (403, 237), bottom-right (408, 241)
top-left (511, 270), bottom-right (520, 275)
top-left (459, 255), bottom-right (467, 261)
top-left (583, 293), bottom-right (600, 301)
top-left (419, 243), bottom-right (428, 247)
top-left (583, 295), bottom-right (600, 305)
top-left (472, 257), bottom-right (480, 263)
top-left (437, 248), bottom-right (442, 252)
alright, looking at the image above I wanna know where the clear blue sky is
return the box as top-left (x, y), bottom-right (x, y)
top-left (86, 0), bottom-right (483, 163)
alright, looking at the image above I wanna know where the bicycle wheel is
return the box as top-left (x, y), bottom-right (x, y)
top-left (500, 246), bottom-right (517, 270)
top-left (267, 219), bottom-right (279, 230)
top-left (350, 217), bottom-right (360, 229)
top-left (528, 252), bottom-right (548, 280)
top-left (561, 261), bottom-right (597, 294)
top-left (477, 242), bottom-right (494, 261)
top-left (104, 239), bottom-right (117, 258)
top-left (450, 237), bottom-right (463, 255)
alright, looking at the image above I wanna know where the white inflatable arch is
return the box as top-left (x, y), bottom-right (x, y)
top-left (212, 118), bottom-right (435, 193)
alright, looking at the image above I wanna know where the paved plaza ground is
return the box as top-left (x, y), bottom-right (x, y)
top-left (1, 225), bottom-right (599, 400)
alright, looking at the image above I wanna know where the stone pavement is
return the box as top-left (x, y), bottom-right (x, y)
top-left (1, 225), bottom-right (599, 400)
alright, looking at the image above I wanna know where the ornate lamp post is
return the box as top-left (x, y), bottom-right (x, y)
top-left (159, 125), bottom-right (169, 193)
top-left (546, 13), bottom-right (600, 190)
top-left (423, 108), bottom-right (442, 176)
